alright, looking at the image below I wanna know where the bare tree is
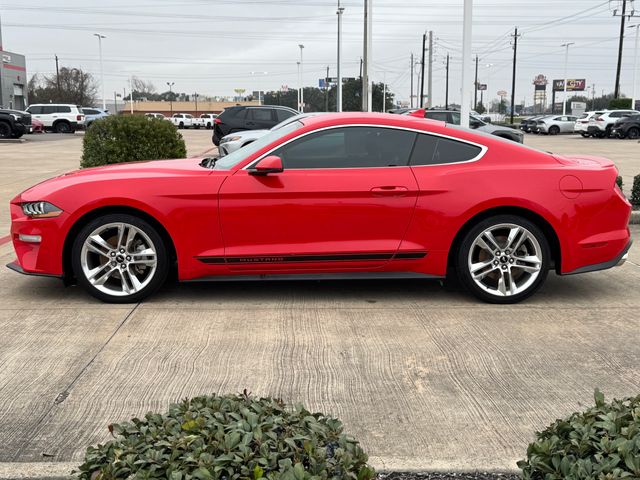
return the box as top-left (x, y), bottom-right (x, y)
top-left (28, 68), bottom-right (98, 106)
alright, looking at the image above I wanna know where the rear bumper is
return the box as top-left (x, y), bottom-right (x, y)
top-left (563, 239), bottom-right (632, 275)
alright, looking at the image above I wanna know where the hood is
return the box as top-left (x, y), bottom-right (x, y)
top-left (223, 129), bottom-right (270, 141)
top-left (477, 123), bottom-right (521, 135)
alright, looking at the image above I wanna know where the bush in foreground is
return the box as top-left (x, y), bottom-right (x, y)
top-left (76, 392), bottom-right (375, 480)
top-left (81, 115), bottom-right (186, 168)
top-left (518, 389), bottom-right (640, 480)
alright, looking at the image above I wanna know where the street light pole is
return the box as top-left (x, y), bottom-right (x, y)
top-left (362, 0), bottom-right (373, 112)
top-left (166, 82), bottom-right (175, 115)
top-left (93, 33), bottom-right (106, 111)
top-left (561, 42), bottom-right (574, 115)
top-left (485, 63), bottom-right (494, 114)
top-left (298, 44), bottom-right (305, 112)
top-left (460, 0), bottom-right (473, 128)
top-left (630, 24), bottom-right (640, 110)
top-left (129, 75), bottom-right (134, 114)
top-left (337, 1), bottom-right (345, 112)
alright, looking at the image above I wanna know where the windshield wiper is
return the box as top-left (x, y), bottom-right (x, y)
top-left (200, 157), bottom-right (218, 169)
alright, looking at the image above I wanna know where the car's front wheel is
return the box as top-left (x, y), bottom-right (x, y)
top-left (456, 215), bottom-right (550, 304)
top-left (626, 127), bottom-right (639, 140)
top-left (72, 214), bottom-right (168, 303)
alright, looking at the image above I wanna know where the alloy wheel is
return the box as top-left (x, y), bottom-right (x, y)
top-left (467, 223), bottom-right (543, 297)
top-left (80, 222), bottom-right (158, 297)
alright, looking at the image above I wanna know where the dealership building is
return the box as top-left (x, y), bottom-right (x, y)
top-left (0, 22), bottom-right (28, 110)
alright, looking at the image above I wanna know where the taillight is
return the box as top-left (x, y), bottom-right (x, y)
top-left (214, 118), bottom-right (222, 124)
top-left (596, 116), bottom-right (604, 122)
top-left (77, 115), bottom-right (82, 121)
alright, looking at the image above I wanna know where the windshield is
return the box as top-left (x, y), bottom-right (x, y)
top-left (213, 120), bottom-right (304, 170)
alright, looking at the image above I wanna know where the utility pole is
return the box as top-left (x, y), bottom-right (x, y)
top-left (93, 33), bottom-right (106, 110)
top-left (427, 31), bottom-right (433, 108)
top-left (297, 62), bottom-right (301, 111)
top-left (410, 53), bottom-right (414, 108)
top-left (336, 1), bottom-right (344, 112)
top-left (460, 0), bottom-right (473, 128)
top-left (55, 55), bottom-right (61, 99)
top-left (613, 0), bottom-right (629, 98)
top-left (194, 92), bottom-right (198, 115)
top-left (420, 33), bottom-right (426, 108)
top-left (298, 44), bottom-right (305, 112)
top-left (474, 54), bottom-right (479, 109)
top-left (510, 27), bottom-right (520, 124)
top-left (362, 0), bottom-right (373, 112)
top-left (631, 23), bottom-right (640, 110)
top-left (445, 53), bottom-right (450, 109)
top-left (325, 66), bottom-right (330, 112)
top-left (561, 42), bottom-right (574, 115)
top-left (113, 92), bottom-right (118, 113)
top-left (382, 71), bottom-right (386, 112)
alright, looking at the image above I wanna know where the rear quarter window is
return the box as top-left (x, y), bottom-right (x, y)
top-left (410, 133), bottom-right (482, 166)
top-left (276, 109), bottom-right (296, 122)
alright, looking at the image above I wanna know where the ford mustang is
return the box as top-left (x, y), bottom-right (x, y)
top-left (8, 113), bottom-right (632, 304)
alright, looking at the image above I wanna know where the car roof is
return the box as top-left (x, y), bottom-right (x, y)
top-left (296, 112), bottom-right (445, 130)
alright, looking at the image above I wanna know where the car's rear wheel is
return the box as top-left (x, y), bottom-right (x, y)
top-left (626, 127), bottom-right (640, 140)
top-left (549, 125), bottom-right (560, 135)
top-left (456, 215), bottom-right (550, 304)
top-left (54, 121), bottom-right (72, 133)
top-left (580, 132), bottom-right (589, 138)
top-left (0, 121), bottom-right (12, 138)
top-left (72, 214), bottom-right (168, 303)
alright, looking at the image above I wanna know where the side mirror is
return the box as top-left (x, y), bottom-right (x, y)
top-left (248, 155), bottom-right (284, 176)
top-left (470, 120), bottom-right (481, 129)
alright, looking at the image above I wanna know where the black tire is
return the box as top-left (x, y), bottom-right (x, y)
top-left (549, 125), bottom-right (560, 135)
top-left (12, 131), bottom-right (24, 139)
top-left (54, 121), bottom-right (72, 134)
top-left (580, 132), bottom-right (589, 138)
top-left (179, 122), bottom-right (184, 129)
top-left (0, 121), bottom-right (12, 138)
top-left (71, 213), bottom-right (169, 303)
top-left (604, 125), bottom-right (613, 138)
top-left (455, 214), bottom-right (550, 304)
top-left (626, 127), bottom-right (640, 140)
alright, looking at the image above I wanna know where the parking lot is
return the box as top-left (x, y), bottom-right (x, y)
top-left (0, 130), bottom-right (639, 478)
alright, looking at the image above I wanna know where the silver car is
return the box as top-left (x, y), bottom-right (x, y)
top-left (536, 115), bottom-right (578, 135)
top-left (218, 129), bottom-right (269, 157)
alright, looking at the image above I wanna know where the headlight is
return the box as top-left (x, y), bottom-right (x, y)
top-left (221, 136), bottom-right (242, 143)
top-left (21, 201), bottom-right (63, 218)
top-left (10, 113), bottom-right (21, 121)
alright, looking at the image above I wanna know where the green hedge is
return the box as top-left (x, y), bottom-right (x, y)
top-left (518, 390), bottom-right (640, 480)
top-left (81, 115), bottom-right (186, 168)
top-left (632, 175), bottom-right (640, 207)
top-left (76, 393), bottom-right (375, 480)
top-left (608, 98), bottom-right (632, 110)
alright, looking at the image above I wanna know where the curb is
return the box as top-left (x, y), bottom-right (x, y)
top-left (0, 462), bottom-right (75, 480)
top-left (631, 211), bottom-right (640, 225)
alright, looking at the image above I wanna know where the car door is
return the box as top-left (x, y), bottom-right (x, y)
top-left (217, 126), bottom-right (421, 271)
top-left (564, 116), bottom-right (577, 132)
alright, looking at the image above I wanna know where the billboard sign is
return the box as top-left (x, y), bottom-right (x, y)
top-left (553, 79), bottom-right (586, 92)
top-left (478, 84), bottom-right (487, 91)
top-left (497, 90), bottom-right (508, 97)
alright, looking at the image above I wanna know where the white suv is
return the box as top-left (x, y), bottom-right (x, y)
top-left (574, 111), bottom-right (604, 137)
top-left (25, 104), bottom-right (85, 133)
top-left (587, 109), bottom-right (639, 138)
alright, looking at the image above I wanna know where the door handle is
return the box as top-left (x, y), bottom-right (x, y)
top-left (370, 186), bottom-right (409, 196)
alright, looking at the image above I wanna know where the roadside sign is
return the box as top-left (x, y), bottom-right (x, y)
top-left (497, 90), bottom-right (508, 97)
top-left (553, 79), bottom-right (586, 92)
top-left (478, 84), bottom-right (487, 91)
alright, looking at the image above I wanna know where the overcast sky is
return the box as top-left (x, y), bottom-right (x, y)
top-left (0, 0), bottom-right (637, 107)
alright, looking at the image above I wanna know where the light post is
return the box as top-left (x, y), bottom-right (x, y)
top-left (194, 92), bottom-right (198, 115)
top-left (561, 42), bottom-right (574, 115)
top-left (630, 24), bottom-right (640, 110)
top-left (485, 63), bottom-right (494, 114)
top-left (298, 44), bottom-right (305, 112)
top-left (93, 33), bottom-right (106, 111)
top-left (336, 1), bottom-right (345, 112)
top-left (250, 71), bottom-right (268, 105)
top-left (460, 0), bottom-right (473, 128)
top-left (166, 82), bottom-right (175, 115)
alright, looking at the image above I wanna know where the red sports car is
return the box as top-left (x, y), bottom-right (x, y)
top-left (8, 113), bottom-right (632, 304)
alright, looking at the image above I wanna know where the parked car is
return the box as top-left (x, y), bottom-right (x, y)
top-left (30, 118), bottom-right (44, 134)
top-left (218, 129), bottom-right (270, 157)
top-left (82, 108), bottom-right (110, 128)
top-left (574, 111), bottom-right (603, 137)
top-left (587, 110), bottom-right (639, 138)
top-left (145, 113), bottom-right (166, 120)
top-left (535, 115), bottom-right (578, 135)
top-left (612, 113), bottom-right (640, 139)
top-left (170, 113), bottom-right (194, 129)
top-left (0, 109), bottom-right (32, 138)
top-left (212, 105), bottom-right (298, 145)
top-left (25, 104), bottom-right (85, 133)
top-left (407, 109), bottom-right (524, 143)
top-left (200, 113), bottom-right (218, 129)
top-left (8, 112), bottom-right (631, 304)
top-left (520, 116), bottom-right (547, 133)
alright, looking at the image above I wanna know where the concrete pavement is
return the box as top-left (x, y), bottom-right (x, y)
top-left (0, 130), bottom-right (639, 479)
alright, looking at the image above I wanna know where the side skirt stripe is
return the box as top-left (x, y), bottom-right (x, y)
top-left (196, 251), bottom-right (426, 265)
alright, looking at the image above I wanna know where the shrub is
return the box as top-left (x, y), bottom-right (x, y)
top-left (632, 175), bottom-right (640, 207)
top-left (76, 392), bottom-right (375, 480)
top-left (616, 175), bottom-right (623, 190)
top-left (609, 98), bottom-right (632, 110)
top-left (81, 115), bottom-right (186, 168)
top-left (518, 389), bottom-right (640, 480)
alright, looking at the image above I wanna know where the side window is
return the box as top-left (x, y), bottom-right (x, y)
top-left (410, 134), bottom-right (481, 166)
top-left (27, 106), bottom-right (42, 114)
top-left (276, 109), bottom-right (295, 122)
top-left (450, 112), bottom-right (461, 125)
top-left (409, 134), bottom-right (439, 165)
top-left (56, 106), bottom-right (72, 113)
top-left (610, 112), bottom-right (621, 118)
top-left (250, 108), bottom-right (273, 122)
top-left (426, 112), bottom-right (449, 122)
top-left (41, 105), bottom-right (57, 114)
top-left (273, 127), bottom-right (416, 169)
